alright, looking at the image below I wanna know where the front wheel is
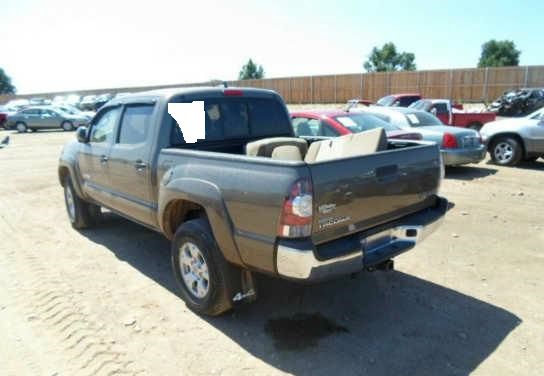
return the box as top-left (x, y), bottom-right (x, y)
top-left (62, 121), bottom-right (74, 131)
top-left (490, 137), bottom-right (522, 166)
top-left (63, 176), bottom-right (102, 229)
top-left (171, 218), bottom-right (240, 316)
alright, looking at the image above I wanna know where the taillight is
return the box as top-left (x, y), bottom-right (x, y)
top-left (223, 89), bottom-right (243, 96)
top-left (278, 178), bottom-right (313, 238)
top-left (441, 132), bottom-right (458, 149)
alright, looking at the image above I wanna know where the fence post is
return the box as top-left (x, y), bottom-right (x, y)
top-left (483, 67), bottom-right (489, 102)
top-left (524, 65), bottom-right (529, 87)
top-left (310, 75), bottom-right (313, 104)
top-left (360, 73), bottom-right (364, 99)
top-left (334, 75), bottom-right (337, 104)
top-left (288, 77), bottom-right (292, 104)
top-left (449, 69), bottom-right (454, 99)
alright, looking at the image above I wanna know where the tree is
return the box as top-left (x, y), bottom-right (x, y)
top-left (239, 59), bottom-right (264, 80)
top-left (363, 43), bottom-right (416, 72)
top-left (0, 68), bottom-right (16, 95)
top-left (478, 40), bottom-right (520, 68)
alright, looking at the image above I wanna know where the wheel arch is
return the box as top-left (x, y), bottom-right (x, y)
top-left (488, 132), bottom-right (527, 157)
top-left (159, 178), bottom-right (244, 267)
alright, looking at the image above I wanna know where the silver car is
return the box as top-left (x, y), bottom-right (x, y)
top-left (359, 106), bottom-right (486, 166)
top-left (7, 106), bottom-right (89, 133)
top-left (479, 108), bottom-right (544, 165)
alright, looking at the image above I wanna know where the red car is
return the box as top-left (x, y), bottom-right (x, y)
top-left (290, 109), bottom-right (422, 140)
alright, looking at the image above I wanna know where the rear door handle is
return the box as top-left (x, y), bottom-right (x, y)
top-left (100, 155), bottom-right (109, 163)
top-left (134, 160), bottom-right (147, 170)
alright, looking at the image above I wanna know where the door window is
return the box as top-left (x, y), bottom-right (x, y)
top-left (118, 104), bottom-right (154, 144)
top-left (90, 107), bottom-right (121, 143)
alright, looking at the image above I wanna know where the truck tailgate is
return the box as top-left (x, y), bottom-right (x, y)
top-left (309, 143), bottom-right (441, 244)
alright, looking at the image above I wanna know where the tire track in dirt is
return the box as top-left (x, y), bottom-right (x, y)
top-left (0, 204), bottom-right (145, 375)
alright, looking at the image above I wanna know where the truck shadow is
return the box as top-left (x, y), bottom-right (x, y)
top-left (445, 166), bottom-right (497, 181)
top-left (81, 214), bottom-right (520, 376)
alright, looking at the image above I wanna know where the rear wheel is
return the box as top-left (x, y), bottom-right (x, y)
top-left (490, 137), bottom-right (522, 166)
top-left (16, 122), bottom-right (27, 133)
top-left (63, 176), bottom-right (102, 229)
top-left (171, 218), bottom-right (240, 316)
top-left (62, 121), bottom-right (74, 131)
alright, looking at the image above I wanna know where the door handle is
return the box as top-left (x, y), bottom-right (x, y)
top-left (100, 155), bottom-right (109, 163)
top-left (134, 160), bottom-right (147, 170)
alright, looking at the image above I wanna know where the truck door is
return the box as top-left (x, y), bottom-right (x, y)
top-left (106, 103), bottom-right (156, 225)
top-left (77, 106), bottom-right (122, 207)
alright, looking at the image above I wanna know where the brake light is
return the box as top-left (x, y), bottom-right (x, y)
top-left (224, 89), bottom-right (243, 96)
top-left (278, 178), bottom-right (313, 238)
top-left (441, 133), bottom-right (458, 149)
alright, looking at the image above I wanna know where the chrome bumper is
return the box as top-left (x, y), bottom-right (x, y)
top-left (276, 197), bottom-right (448, 282)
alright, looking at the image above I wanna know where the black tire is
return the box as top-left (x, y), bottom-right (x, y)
top-left (489, 136), bottom-right (523, 166)
top-left (15, 122), bottom-right (27, 133)
top-left (171, 218), bottom-right (240, 316)
top-left (62, 121), bottom-right (74, 131)
top-left (63, 176), bottom-right (102, 229)
top-left (467, 122), bottom-right (482, 131)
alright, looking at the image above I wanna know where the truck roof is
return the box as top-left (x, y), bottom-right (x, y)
top-left (107, 86), bottom-right (279, 106)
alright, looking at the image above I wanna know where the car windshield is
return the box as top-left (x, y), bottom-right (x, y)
top-left (404, 111), bottom-right (443, 126)
top-left (333, 113), bottom-right (398, 132)
top-left (377, 95), bottom-right (396, 106)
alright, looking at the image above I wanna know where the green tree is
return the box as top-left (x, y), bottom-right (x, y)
top-left (478, 40), bottom-right (521, 67)
top-left (239, 59), bottom-right (264, 80)
top-left (0, 68), bottom-right (16, 95)
top-left (363, 42), bottom-right (416, 72)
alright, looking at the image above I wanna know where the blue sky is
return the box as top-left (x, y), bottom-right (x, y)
top-left (1, 0), bottom-right (542, 94)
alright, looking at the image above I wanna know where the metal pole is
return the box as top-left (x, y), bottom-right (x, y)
top-left (449, 69), bottom-right (454, 99)
top-left (334, 75), bottom-right (337, 103)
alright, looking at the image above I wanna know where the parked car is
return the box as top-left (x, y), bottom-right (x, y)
top-left (93, 93), bottom-right (113, 110)
top-left (55, 104), bottom-right (95, 120)
top-left (6, 106), bottom-right (90, 132)
top-left (376, 93), bottom-right (422, 107)
top-left (360, 107), bottom-right (486, 166)
top-left (291, 109), bottom-right (422, 140)
top-left (488, 88), bottom-right (544, 117)
top-left (79, 95), bottom-right (97, 111)
top-left (480, 107), bottom-right (544, 166)
top-left (65, 94), bottom-right (82, 107)
top-left (59, 86), bottom-right (447, 316)
top-left (409, 99), bottom-right (496, 130)
top-left (29, 97), bottom-right (50, 106)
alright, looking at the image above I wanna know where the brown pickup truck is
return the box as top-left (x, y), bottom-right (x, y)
top-left (58, 87), bottom-right (447, 316)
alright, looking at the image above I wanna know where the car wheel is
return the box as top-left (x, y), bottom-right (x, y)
top-left (467, 122), bottom-right (482, 131)
top-left (171, 218), bottom-right (241, 316)
top-left (16, 122), bottom-right (28, 133)
top-left (63, 175), bottom-right (102, 229)
top-left (490, 137), bottom-right (522, 166)
top-left (62, 121), bottom-right (74, 131)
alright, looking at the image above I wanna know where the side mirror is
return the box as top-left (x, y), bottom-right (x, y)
top-left (76, 126), bottom-right (89, 143)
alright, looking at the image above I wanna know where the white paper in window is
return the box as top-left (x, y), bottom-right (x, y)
top-left (406, 114), bottom-right (420, 124)
top-left (168, 102), bottom-right (205, 143)
top-left (336, 116), bottom-right (357, 127)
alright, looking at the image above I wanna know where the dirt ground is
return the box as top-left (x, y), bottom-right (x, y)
top-left (0, 128), bottom-right (542, 376)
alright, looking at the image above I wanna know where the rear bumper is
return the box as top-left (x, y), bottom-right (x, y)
top-left (441, 146), bottom-right (486, 166)
top-left (275, 197), bottom-right (448, 282)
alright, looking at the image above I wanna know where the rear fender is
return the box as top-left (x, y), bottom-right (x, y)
top-left (159, 177), bottom-right (244, 266)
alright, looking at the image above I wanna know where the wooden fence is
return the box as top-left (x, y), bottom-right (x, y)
top-left (2, 65), bottom-right (544, 104)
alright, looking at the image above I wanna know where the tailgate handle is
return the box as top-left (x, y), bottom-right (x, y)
top-left (375, 165), bottom-right (398, 182)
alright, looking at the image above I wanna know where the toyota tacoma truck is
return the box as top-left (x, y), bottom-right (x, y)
top-left (58, 87), bottom-right (447, 316)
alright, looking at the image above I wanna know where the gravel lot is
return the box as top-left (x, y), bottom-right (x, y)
top-left (0, 128), bottom-right (542, 375)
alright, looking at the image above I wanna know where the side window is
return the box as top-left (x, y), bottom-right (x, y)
top-left (433, 103), bottom-right (449, 114)
top-left (118, 104), bottom-right (154, 144)
top-left (90, 107), bottom-right (121, 144)
top-left (292, 117), bottom-right (320, 136)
